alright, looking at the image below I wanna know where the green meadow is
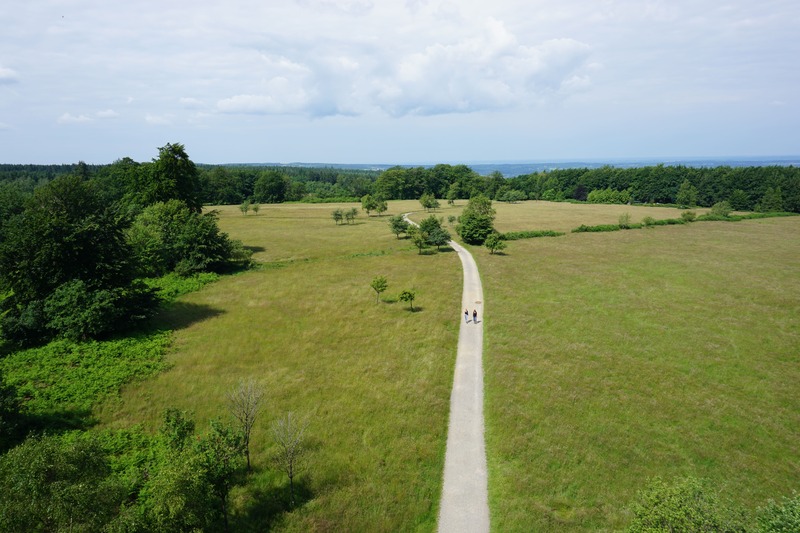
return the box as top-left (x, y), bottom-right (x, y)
top-left (478, 202), bottom-right (800, 531)
top-left (97, 201), bottom-right (460, 532)
top-left (85, 200), bottom-right (798, 530)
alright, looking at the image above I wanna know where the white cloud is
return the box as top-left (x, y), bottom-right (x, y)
top-left (0, 66), bottom-right (19, 84)
top-left (217, 79), bottom-right (311, 115)
top-left (0, 122), bottom-right (11, 130)
top-left (58, 113), bottom-right (92, 124)
top-left (179, 97), bottom-right (204, 109)
top-left (145, 113), bottom-right (172, 125)
top-left (96, 109), bottom-right (118, 118)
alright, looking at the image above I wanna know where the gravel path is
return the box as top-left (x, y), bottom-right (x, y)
top-left (402, 213), bottom-right (490, 532)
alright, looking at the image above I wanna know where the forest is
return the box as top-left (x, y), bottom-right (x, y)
top-left (1, 158), bottom-right (798, 213)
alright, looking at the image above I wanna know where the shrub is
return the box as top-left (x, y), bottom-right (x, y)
top-left (681, 210), bottom-right (697, 222)
top-left (642, 216), bottom-right (656, 227)
top-left (502, 230), bottom-right (565, 240)
top-left (710, 201), bottom-right (732, 218)
top-left (619, 213), bottom-right (632, 229)
top-left (757, 492), bottom-right (800, 532)
top-left (627, 477), bottom-right (746, 533)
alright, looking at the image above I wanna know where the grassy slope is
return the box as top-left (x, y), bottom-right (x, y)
top-left (478, 202), bottom-right (800, 531)
top-left (97, 201), bottom-right (460, 532)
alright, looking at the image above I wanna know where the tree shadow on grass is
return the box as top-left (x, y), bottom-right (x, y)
top-left (405, 306), bottom-right (424, 313)
top-left (151, 301), bottom-right (225, 331)
top-left (231, 476), bottom-right (314, 532)
top-left (244, 245), bottom-right (266, 254)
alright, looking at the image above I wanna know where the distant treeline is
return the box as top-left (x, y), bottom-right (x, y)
top-left (1, 160), bottom-right (798, 212)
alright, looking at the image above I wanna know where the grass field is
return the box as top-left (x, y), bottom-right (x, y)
top-left (92, 199), bottom-right (799, 531)
top-left (474, 202), bottom-right (800, 531)
top-left (97, 201), bottom-right (461, 532)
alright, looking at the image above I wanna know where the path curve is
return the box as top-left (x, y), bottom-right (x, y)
top-left (403, 214), bottom-right (490, 532)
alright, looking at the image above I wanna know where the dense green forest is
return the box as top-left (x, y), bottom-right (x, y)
top-left (2, 158), bottom-right (799, 212)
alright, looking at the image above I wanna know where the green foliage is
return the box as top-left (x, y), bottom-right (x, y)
top-left (756, 187), bottom-right (784, 213)
top-left (344, 207), bottom-right (359, 224)
top-left (240, 199), bottom-right (250, 215)
top-left (0, 174), bottom-right (155, 344)
top-left (0, 332), bottom-right (171, 415)
top-left (573, 223), bottom-right (624, 233)
top-left (757, 492), bottom-right (800, 532)
top-left (618, 212), bottom-right (633, 229)
top-left (128, 200), bottom-right (249, 277)
top-left (137, 142), bottom-right (203, 212)
top-left (272, 412), bottom-right (309, 508)
top-left (0, 369), bottom-right (21, 452)
top-left (388, 214), bottom-right (410, 238)
top-left (710, 200), bottom-right (733, 218)
top-left (370, 275), bottom-right (389, 303)
top-left (427, 226), bottom-right (452, 250)
top-left (627, 477), bottom-right (746, 532)
top-left (587, 187), bottom-right (632, 204)
top-left (161, 408), bottom-right (196, 452)
top-left (497, 189), bottom-right (527, 203)
top-left (457, 194), bottom-right (496, 244)
top-left (332, 208), bottom-right (344, 224)
top-left (502, 230), bottom-right (565, 240)
top-left (419, 192), bottom-right (440, 211)
top-left (398, 289), bottom-right (417, 311)
top-left (676, 178), bottom-right (699, 208)
top-left (254, 170), bottom-right (289, 204)
top-left (251, 203), bottom-right (260, 215)
top-left (409, 226), bottom-right (428, 254)
top-left (484, 232), bottom-right (507, 254)
top-left (0, 434), bottom-right (127, 532)
top-left (642, 216), bottom-right (656, 227)
top-left (361, 193), bottom-right (378, 215)
top-left (143, 271), bottom-right (220, 302)
top-left (681, 210), bottom-right (697, 222)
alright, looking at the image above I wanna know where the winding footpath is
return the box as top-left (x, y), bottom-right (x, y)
top-left (403, 214), bottom-right (490, 532)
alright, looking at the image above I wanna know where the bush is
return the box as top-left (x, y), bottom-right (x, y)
top-left (642, 216), bottom-right (656, 227)
top-left (627, 477), bottom-right (746, 533)
top-left (710, 201), bottom-right (732, 218)
top-left (757, 492), bottom-right (800, 532)
top-left (619, 213), bottom-right (632, 229)
top-left (681, 210), bottom-right (697, 222)
top-left (502, 230), bottom-right (565, 240)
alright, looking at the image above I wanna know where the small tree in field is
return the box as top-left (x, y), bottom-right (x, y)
top-left (388, 215), bottom-right (409, 239)
top-left (345, 207), bottom-right (358, 224)
top-left (251, 203), bottom-right (260, 216)
top-left (272, 412), bottom-right (308, 507)
top-left (375, 199), bottom-right (388, 216)
top-left (226, 378), bottom-right (265, 471)
top-left (370, 276), bottom-right (388, 303)
top-left (331, 209), bottom-right (343, 225)
top-left (399, 289), bottom-right (416, 311)
top-left (484, 232), bottom-right (506, 254)
top-left (240, 200), bottom-right (250, 215)
top-left (361, 194), bottom-right (378, 216)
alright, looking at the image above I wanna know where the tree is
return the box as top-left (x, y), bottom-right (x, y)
top-left (272, 412), bottom-right (308, 507)
top-left (676, 178), bottom-right (698, 208)
top-left (710, 200), bottom-right (732, 217)
top-left (0, 435), bottom-right (127, 532)
top-left (484, 232), bottom-right (507, 254)
top-left (196, 421), bottom-right (244, 531)
top-left (419, 192), bottom-right (439, 212)
top-left (332, 208), bottom-right (344, 225)
top-left (409, 226), bottom-right (428, 254)
top-left (370, 276), bottom-right (388, 303)
top-left (0, 175), bottom-right (157, 344)
top-left (239, 199), bottom-right (250, 215)
top-left (251, 203), bottom-right (260, 215)
top-left (0, 369), bottom-right (22, 452)
top-left (428, 227), bottom-right (451, 251)
top-left (399, 289), bottom-right (416, 311)
top-left (375, 198), bottom-right (388, 216)
top-left (253, 170), bottom-right (288, 203)
top-left (361, 194), bottom-right (378, 215)
top-left (756, 186), bottom-right (784, 212)
top-left (139, 142), bottom-right (203, 212)
top-left (388, 214), bottom-right (410, 238)
top-left (457, 194), bottom-right (496, 245)
top-left (226, 378), bottom-right (265, 471)
top-left (345, 207), bottom-right (358, 224)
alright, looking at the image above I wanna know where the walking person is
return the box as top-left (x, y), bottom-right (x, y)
top-left (473, 309), bottom-right (478, 323)
top-left (464, 309), bottom-right (469, 323)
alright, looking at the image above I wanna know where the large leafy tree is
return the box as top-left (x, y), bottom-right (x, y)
top-left (457, 194), bottom-right (496, 245)
top-left (135, 143), bottom-right (203, 212)
top-left (253, 170), bottom-right (288, 203)
top-left (0, 174), bottom-right (156, 344)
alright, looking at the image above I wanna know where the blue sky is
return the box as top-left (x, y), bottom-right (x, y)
top-left (1, 0), bottom-right (798, 164)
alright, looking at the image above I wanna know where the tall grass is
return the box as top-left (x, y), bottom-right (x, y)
top-left (475, 212), bottom-right (800, 531)
top-left (97, 201), bottom-right (460, 531)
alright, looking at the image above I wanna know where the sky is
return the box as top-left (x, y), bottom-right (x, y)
top-left (1, 0), bottom-right (799, 165)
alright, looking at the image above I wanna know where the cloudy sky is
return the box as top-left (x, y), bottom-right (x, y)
top-left (1, 0), bottom-right (798, 164)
